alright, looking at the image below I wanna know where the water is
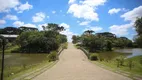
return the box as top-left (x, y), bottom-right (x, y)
top-left (115, 48), bottom-right (142, 58)
top-left (0, 53), bottom-right (48, 66)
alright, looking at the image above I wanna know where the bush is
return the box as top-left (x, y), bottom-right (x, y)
top-left (127, 60), bottom-right (134, 70)
top-left (62, 43), bottom-right (68, 49)
top-left (48, 51), bottom-right (57, 62)
top-left (89, 53), bottom-right (99, 61)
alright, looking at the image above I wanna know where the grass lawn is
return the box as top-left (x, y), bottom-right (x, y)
top-left (92, 55), bottom-right (142, 78)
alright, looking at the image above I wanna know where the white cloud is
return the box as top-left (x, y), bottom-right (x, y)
top-left (81, 0), bottom-right (106, 7)
top-left (47, 16), bottom-right (50, 18)
top-left (59, 23), bottom-right (70, 29)
top-left (38, 23), bottom-right (48, 31)
top-left (121, 6), bottom-right (142, 22)
top-left (90, 26), bottom-right (103, 32)
top-left (24, 23), bottom-right (36, 28)
top-left (52, 11), bottom-right (56, 14)
top-left (84, 26), bottom-right (103, 32)
top-left (68, 0), bottom-right (76, 4)
top-left (0, 20), bottom-right (6, 25)
top-left (13, 21), bottom-right (24, 27)
top-left (15, 2), bottom-right (33, 13)
top-left (109, 23), bottom-right (133, 36)
top-left (59, 23), bottom-right (76, 42)
top-left (68, 4), bottom-right (98, 21)
top-left (0, 0), bottom-right (20, 12)
top-left (108, 8), bottom-right (121, 14)
top-left (5, 14), bottom-right (18, 20)
top-left (67, 0), bottom-right (106, 21)
top-left (32, 12), bottom-right (46, 22)
top-left (79, 21), bottom-right (90, 26)
top-left (13, 21), bottom-right (36, 28)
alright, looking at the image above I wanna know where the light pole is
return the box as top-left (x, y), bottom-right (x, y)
top-left (0, 37), bottom-right (5, 80)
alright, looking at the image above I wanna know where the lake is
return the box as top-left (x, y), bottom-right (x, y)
top-left (115, 48), bottom-right (142, 58)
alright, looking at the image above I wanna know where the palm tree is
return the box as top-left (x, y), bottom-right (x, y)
top-left (134, 17), bottom-right (142, 35)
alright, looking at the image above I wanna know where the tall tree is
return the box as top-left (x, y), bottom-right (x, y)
top-left (84, 30), bottom-right (94, 35)
top-left (134, 17), bottom-right (142, 48)
top-left (134, 17), bottom-right (142, 35)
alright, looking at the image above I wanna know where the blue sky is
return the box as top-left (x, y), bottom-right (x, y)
top-left (0, 0), bottom-right (142, 42)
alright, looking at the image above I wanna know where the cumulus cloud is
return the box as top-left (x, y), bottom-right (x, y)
top-left (109, 23), bottom-right (133, 36)
top-left (15, 2), bottom-right (33, 13)
top-left (24, 23), bottom-right (36, 28)
top-left (38, 23), bottom-right (48, 31)
top-left (67, 0), bottom-right (106, 21)
top-left (84, 26), bottom-right (103, 32)
top-left (59, 23), bottom-right (76, 42)
top-left (81, 0), bottom-right (106, 7)
top-left (79, 21), bottom-right (91, 26)
top-left (68, 4), bottom-right (98, 21)
top-left (13, 21), bottom-right (24, 27)
top-left (121, 6), bottom-right (142, 22)
top-left (0, 20), bottom-right (6, 25)
top-left (32, 12), bottom-right (46, 22)
top-left (13, 21), bottom-right (36, 28)
top-left (108, 8), bottom-right (121, 14)
top-left (68, 0), bottom-right (76, 4)
top-left (0, 0), bottom-right (20, 12)
top-left (59, 23), bottom-right (70, 29)
top-left (5, 14), bottom-right (18, 20)
top-left (52, 11), bottom-right (56, 14)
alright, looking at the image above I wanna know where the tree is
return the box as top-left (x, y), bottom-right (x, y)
top-left (72, 35), bottom-right (80, 44)
top-left (106, 40), bottom-right (112, 51)
top-left (134, 17), bottom-right (142, 48)
top-left (134, 17), bottom-right (142, 35)
top-left (42, 23), bottom-right (65, 32)
top-left (83, 30), bottom-right (94, 35)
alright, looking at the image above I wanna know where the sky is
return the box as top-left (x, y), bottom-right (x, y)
top-left (0, 0), bottom-right (142, 42)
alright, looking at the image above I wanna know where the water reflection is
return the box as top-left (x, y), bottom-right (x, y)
top-left (115, 48), bottom-right (142, 58)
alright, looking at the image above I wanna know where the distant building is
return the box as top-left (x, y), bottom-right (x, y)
top-left (0, 26), bottom-right (38, 42)
top-left (0, 34), bottom-right (18, 42)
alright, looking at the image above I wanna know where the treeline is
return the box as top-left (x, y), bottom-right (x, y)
top-left (0, 23), bottom-right (67, 53)
top-left (72, 17), bottom-right (142, 52)
top-left (0, 26), bottom-right (38, 35)
top-left (72, 31), bottom-right (133, 52)
top-left (133, 17), bottom-right (142, 48)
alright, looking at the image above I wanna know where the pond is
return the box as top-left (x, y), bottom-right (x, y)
top-left (0, 53), bottom-right (49, 79)
top-left (114, 48), bottom-right (142, 58)
top-left (0, 53), bottom-right (49, 66)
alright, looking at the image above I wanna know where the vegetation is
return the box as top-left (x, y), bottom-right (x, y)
top-left (134, 17), bottom-right (142, 48)
top-left (12, 23), bottom-right (67, 53)
top-left (92, 55), bottom-right (142, 76)
top-left (89, 53), bottom-right (99, 61)
top-left (72, 31), bottom-right (133, 53)
top-left (0, 23), bottom-right (67, 79)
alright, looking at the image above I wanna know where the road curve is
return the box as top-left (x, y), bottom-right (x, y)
top-left (33, 43), bottom-right (131, 80)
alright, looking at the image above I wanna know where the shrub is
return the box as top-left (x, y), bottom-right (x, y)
top-left (116, 56), bottom-right (125, 67)
top-left (128, 60), bottom-right (134, 70)
top-left (62, 43), bottom-right (68, 49)
top-left (48, 51), bottom-right (57, 62)
top-left (89, 53), bottom-right (99, 61)
top-left (140, 58), bottom-right (142, 65)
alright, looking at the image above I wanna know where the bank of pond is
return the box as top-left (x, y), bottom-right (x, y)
top-left (88, 48), bottom-right (142, 78)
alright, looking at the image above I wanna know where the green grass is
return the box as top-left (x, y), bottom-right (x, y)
top-left (0, 45), bottom-right (19, 54)
top-left (92, 55), bottom-right (142, 78)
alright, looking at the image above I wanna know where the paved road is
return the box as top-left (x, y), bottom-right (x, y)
top-left (33, 43), bottom-right (131, 80)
